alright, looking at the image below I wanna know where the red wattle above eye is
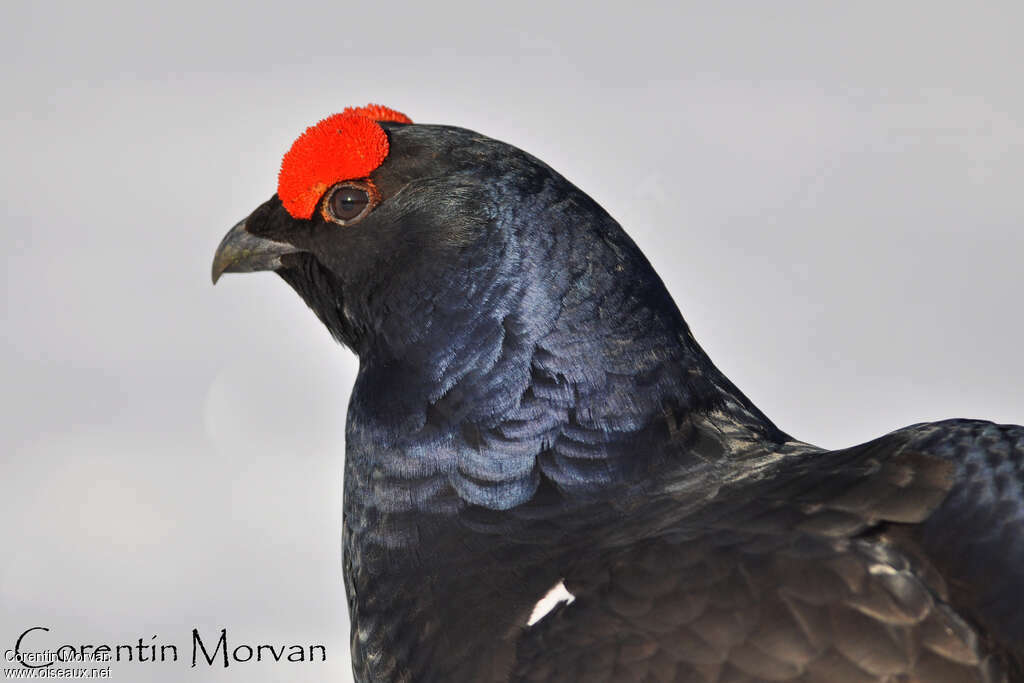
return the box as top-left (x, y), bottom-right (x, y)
top-left (276, 105), bottom-right (412, 220)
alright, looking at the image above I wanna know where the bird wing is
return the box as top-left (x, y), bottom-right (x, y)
top-left (511, 419), bottom-right (1024, 682)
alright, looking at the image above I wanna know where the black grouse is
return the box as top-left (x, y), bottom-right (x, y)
top-left (212, 104), bottom-right (1024, 682)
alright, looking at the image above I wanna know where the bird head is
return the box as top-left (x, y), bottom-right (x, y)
top-left (212, 104), bottom-right (667, 364)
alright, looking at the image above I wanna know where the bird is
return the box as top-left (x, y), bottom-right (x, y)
top-left (211, 104), bottom-right (1024, 683)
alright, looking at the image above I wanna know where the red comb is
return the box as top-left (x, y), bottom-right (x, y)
top-left (277, 104), bottom-right (413, 219)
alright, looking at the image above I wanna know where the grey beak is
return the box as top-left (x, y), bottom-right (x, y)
top-left (211, 219), bottom-right (300, 284)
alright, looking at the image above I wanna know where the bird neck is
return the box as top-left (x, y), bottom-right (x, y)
top-left (344, 216), bottom-right (786, 514)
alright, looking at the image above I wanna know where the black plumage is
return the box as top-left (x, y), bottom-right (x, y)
top-left (213, 117), bottom-right (1024, 682)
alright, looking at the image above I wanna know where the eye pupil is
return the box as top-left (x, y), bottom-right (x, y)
top-left (329, 187), bottom-right (370, 222)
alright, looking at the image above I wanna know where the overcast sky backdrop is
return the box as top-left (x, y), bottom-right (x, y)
top-left (2, 2), bottom-right (1023, 681)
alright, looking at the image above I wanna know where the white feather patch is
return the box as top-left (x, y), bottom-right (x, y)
top-left (527, 579), bottom-right (576, 626)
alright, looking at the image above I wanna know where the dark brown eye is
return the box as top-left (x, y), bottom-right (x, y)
top-left (330, 187), bottom-right (368, 220)
top-left (324, 183), bottom-right (376, 225)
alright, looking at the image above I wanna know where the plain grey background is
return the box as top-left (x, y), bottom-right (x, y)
top-left (2, 2), bottom-right (1022, 681)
